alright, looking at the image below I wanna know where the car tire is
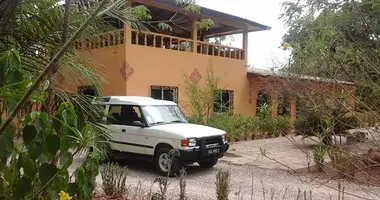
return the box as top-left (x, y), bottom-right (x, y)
top-left (198, 158), bottom-right (218, 168)
top-left (155, 148), bottom-right (181, 176)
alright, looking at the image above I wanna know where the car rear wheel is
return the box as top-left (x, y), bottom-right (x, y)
top-left (198, 158), bottom-right (218, 168)
top-left (155, 148), bottom-right (181, 176)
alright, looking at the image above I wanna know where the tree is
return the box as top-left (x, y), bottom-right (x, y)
top-left (281, 0), bottom-right (380, 111)
top-left (0, 0), bottom-right (210, 198)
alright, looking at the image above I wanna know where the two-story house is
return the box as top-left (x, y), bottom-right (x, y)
top-left (58, 0), bottom-right (355, 121)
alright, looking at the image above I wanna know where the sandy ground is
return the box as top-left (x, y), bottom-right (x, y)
top-left (70, 156), bottom-right (380, 200)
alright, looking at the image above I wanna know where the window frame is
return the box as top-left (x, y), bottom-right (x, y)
top-left (214, 89), bottom-right (234, 115)
top-left (150, 85), bottom-right (179, 102)
top-left (106, 104), bottom-right (148, 127)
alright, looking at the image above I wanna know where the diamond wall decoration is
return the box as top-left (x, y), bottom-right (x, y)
top-left (119, 61), bottom-right (135, 81)
top-left (190, 68), bottom-right (202, 84)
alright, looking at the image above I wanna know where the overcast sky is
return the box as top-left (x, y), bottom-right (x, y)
top-left (197, 0), bottom-right (290, 69)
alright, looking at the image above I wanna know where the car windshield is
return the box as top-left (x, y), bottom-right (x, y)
top-left (141, 105), bottom-right (188, 125)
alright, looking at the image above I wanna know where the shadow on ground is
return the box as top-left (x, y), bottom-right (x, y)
top-left (110, 158), bottom-right (218, 178)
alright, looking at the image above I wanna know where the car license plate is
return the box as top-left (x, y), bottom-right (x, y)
top-left (207, 148), bottom-right (220, 155)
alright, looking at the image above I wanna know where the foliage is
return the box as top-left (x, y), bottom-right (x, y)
top-left (294, 111), bottom-right (326, 137)
top-left (327, 146), bottom-right (351, 175)
top-left (0, 103), bottom-right (100, 199)
top-left (179, 168), bottom-right (187, 200)
top-left (0, 0), bottom-right (209, 199)
top-left (101, 162), bottom-right (128, 198)
top-left (281, 0), bottom-right (380, 111)
top-left (215, 169), bottom-right (230, 200)
top-left (263, 116), bottom-right (292, 137)
top-left (257, 103), bottom-right (273, 120)
top-left (196, 114), bottom-right (291, 142)
top-left (355, 111), bottom-right (380, 127)
top-left (294, 96), bottom-right (362, 141)
top-left (312, 146), bottom-right (327, 171)
top-left (183, 64), bottom-right (221, 123)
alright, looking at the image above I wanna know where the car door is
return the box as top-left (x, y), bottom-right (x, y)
top-left (107, 105), bottom-right (147, 155)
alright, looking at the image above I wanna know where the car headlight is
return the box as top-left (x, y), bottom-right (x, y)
top-left (222, 134), bottom-right (227, 142)
top-left (188, 138), bottom-right (197, 147)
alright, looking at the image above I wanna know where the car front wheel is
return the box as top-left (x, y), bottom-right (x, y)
top-left (198, 158), bottom-right (218, 168)
top-left (155, 148), bottom-right (181, 176)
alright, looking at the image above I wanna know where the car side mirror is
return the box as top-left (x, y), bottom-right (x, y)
top-left (132, 121), bottom-right (145, 128)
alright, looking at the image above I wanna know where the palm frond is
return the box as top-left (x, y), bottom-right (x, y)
top-left (54, 89), bottom-right (111, 155)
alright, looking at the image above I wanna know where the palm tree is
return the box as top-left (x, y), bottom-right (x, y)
top-left (0, 0), bottom-right (211, 154)
top-left (0, 0), bottom-right (152, 154)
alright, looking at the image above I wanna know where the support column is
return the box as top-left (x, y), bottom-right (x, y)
top-left (191, 19), bottom-right (198, 53)
top-left (252, 93), bottom-right (258, 117)
top-left (271, 92), bottom-right (279, 118)
top-left (271, 100), bottom-right (279, 118)
top-left (290, 96), bottom-right (297, 124)
top-left (124, 1), bottom-right (132, 45)
top-left (242, 27), bottom-right (248, 61)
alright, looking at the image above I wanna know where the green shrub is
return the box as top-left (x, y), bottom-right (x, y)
top-left (294, 112), bottom-right (325, 136)
top-left (327, 146), bottom-right (351, 175)
top-left (334, 115), bottom-right (360, 135)
top-left (313, 146), bottom-right (327, 171)
top-left (257, 103), bottom-right (272, 120)
top-left (273, 116), bottom-right (292, 136)
top-left (356, 111), bottom-right (380, 127)
top-left (258, 117), bottom-right (291, 137)
top-left (191, 113), bottom-right (292, 141)
top-left (101, 162), bottom-right (128, 198)
top-left (0, 103), bottom-right (100, 200)
top-left (215, 169), bottom-right (230, 200)
top-left (205, 114), bottom-right (262, 141)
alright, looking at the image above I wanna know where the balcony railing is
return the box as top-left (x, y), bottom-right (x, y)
top-left (131, 30), bottom-right (194, 52)
top-left (75, 29), bottom-right (245, 60)
top-left (75, 29), bottom-right (124, 50)
top-left (197, 41), bottom-right (245, 60)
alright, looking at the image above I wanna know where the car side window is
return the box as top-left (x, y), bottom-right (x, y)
top-left (108, 105), bottom-right (143, 126)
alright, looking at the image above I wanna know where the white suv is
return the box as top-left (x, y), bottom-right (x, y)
top-left (94, 96), bottom-right (229, 175)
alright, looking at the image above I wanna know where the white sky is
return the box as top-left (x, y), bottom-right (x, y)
top-left (197, 0), bottom-right (290, 69)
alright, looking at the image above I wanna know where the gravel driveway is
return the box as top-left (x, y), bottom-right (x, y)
top-left (71, 157), bottom-right (380, 200)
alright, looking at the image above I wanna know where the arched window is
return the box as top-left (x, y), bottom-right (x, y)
top-left (257, 89), bottom-right (270, 108)
top-left (278, 91), bottom-right (290, 116)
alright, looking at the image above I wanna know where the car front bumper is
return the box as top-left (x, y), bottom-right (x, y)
top-left (179, 143), bottom-right (229, 165)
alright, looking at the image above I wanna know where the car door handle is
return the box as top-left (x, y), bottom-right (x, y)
top-left (121, 129), bottom-right (126, 132)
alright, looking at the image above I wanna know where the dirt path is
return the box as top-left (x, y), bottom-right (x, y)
top-left (71, 157), bottom-right (380, 200)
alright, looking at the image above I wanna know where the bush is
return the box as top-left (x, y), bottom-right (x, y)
top-left (273, 116), bottom-right (292, 136)
top-left (205, 114), bottom-right (261, 141)
top-left (313, 146), bottom-right (327, 171)
top-left (215, 169), bottom-right (230, 200)
top-left (356, 111), bottom-right (380, 127)
top-left (294, 112), bottom-right (325, 137)
top-left (327, 146), bottom-right (351, 175)
top-left (334, 115), bottom-right (360, 135)
top-left (101, 162), bottom-right (128, 198)
top-left (191, 113), bottom-right (291, 141)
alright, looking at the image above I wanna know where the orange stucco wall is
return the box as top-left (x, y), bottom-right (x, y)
top-left (124, 45), bottom-right (254, 116)
top-left (58, 45), bottom-right (127, 96)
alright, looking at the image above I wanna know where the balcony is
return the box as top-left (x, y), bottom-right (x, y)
top-left (75, 29), bottom-right (246, 60)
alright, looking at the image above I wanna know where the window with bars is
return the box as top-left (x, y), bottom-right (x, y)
top-left (214, 90), bottom-right (234, 115)
top-left (150, 85), bottom-right (178, 102)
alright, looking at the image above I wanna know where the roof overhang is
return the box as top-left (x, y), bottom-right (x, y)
top-left (247, 68), bottom-right (355, 86)
top-left (132, 0), bottom-right (271, 38)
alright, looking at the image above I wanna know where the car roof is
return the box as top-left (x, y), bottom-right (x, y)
top-left (93, 96), bottom-right (177, 106)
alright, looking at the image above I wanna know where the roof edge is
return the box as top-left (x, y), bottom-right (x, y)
top-left (154, 0), bottom-right (271, 31)
top-left (247, 68), bottom-right (355, 86)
